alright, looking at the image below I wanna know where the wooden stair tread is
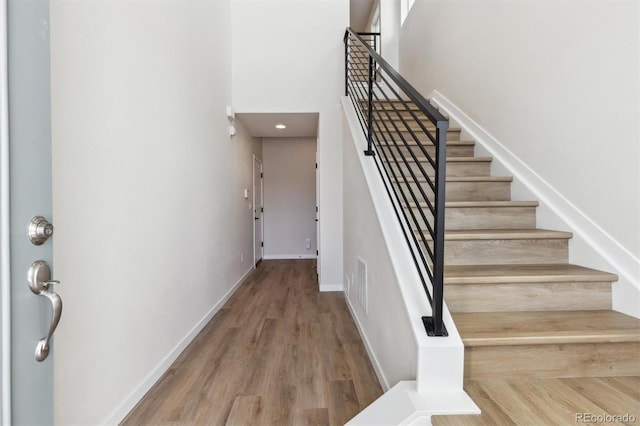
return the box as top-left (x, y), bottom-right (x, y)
top-left (444, 264), bottom-right (618, 284)
top-left (446, 176), bottom-right (512, 182)
top-left (419, 229), bottom-right (573, 241)
top-left (393, 176), bottom-right (512, 183)
top-left (409, 201), bottom-right (538, 208)
top-left (375, 123), bottom-right (461, 132)
top-left (379, 140), bottom-right (475, 146)
top-left (453, 310), bottom-right (640, 346)
top-left (383, 156), bottom-right (491, 163)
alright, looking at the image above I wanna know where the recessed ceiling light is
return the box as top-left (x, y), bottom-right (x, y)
top-left (275, 124), bottom-right (286, 129)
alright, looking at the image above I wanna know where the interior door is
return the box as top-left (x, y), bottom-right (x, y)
top-left (253, 156), bottom-right (263, 265)
top-left (1, 0), bottom-right (57, 424)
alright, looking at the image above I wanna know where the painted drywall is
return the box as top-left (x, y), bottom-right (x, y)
top-left (231, 0), bottom-right (349, 289)
top-left (400, 1), bottom-right (640, 292)
top-left (343, 108), bottom-right (417, 389)
top-left (50, 1), bottom-right (257, 424)
top-left (262, 138), bottom-right (317, 259)
top-left (379, 0), bottom-right (400, 68)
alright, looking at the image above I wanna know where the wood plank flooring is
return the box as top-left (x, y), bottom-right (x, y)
top-left (121, 259), bottom-right (382, 426)
top-left (432, 377), bottom-right (640, 426)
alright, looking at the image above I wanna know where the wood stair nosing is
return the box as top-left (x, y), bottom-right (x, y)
top-left (419, 229), bottom-right (573, 242)
top-left (378, 139), bottom-right (475, 147)
top-left (452, 310), bottom-right (640, 347)
top-left (383, 156), bottom-right (491, 164)
top-left (444, 264), bottom-right (618, 285)
top-left (374, 123), bottom-right (461, 134)
top-left (408, 200), bottom-right (540, 208)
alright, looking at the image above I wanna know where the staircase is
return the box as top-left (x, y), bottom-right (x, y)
top-left (373, 99), bottom-right (640, 421)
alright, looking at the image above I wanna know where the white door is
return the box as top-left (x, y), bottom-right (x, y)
top-left (253, 156), bottom-right (263, 265)
top-left (1, 0), bottom-right (57, 424)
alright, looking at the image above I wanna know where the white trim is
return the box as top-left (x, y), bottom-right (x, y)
top-left (430, 90), bottom-right (640, 318)
top-left (346, 381), bottom-right (479, 426)
top-left (343, 292), bottom-right (389, 390)
top-left (102, 267), bottom-right (254, 426)
top-left (319, 283), bottom-right (343, 292)
top-left (0, 0), bottom-right (12, 421)
top-left (252, 155), bottom-right (263, 266)
top-left (263, 254), bottom-right (317, 260)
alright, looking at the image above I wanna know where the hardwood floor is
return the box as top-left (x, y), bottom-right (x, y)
top-left (432, 376), bottom-right (640, 425)
top-left (121, 259), bottom-right (382, 426)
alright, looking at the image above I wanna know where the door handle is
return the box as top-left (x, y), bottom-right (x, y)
top-left (27, 260), bottom-right (63, 362)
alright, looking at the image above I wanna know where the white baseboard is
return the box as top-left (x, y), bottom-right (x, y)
top-left (263, 254), bottom-right (317, 260)
top-left (343, 292), bottom-right (390, 391)
top-left (103, 267), bottom-right (254, 425)
top-left (319, 283), bottom-right (343, 292)
top-left (430, 90), bottom-right (640, 318)
top-left (346, 381), bottom-right (479, 426)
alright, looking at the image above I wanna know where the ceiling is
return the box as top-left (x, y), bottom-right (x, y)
top-left (236, 112), bottom-right (319, 138)
top-left (350, 0), bottom-right (377, 32)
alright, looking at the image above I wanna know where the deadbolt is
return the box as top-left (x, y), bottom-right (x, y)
top-left (29, 216), bottom-right (54, 245)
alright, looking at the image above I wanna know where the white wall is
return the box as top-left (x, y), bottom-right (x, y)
top-left (263, 138), bottom-right (317, 259)
top-left (400, 0), bottom-right (640, 309)
top-left (379, 0), bottom-right (400, 68)
top-left (50, 1), bottom-right (257, 424)
top-left (231, 0), bottom-right (349, 290)
top-left (343, 113), bottom-right (417, 389)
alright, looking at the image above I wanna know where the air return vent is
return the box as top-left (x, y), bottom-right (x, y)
top-left (356, 257), bottom-right (368, 315)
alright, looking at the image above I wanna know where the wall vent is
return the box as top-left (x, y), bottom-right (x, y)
top-left (356, 257), bottom-right (368, 315)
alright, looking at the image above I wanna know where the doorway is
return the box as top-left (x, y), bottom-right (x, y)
top-left (253, 155), bottom-right (263, 266)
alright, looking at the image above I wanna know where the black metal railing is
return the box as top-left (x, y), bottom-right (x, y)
top-left (344, 27), bottom-right (449, 337)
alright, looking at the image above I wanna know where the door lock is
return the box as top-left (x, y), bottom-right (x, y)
top-left (29, 216), bottom-right (54, 245)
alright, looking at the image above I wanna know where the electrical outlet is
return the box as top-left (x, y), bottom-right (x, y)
top-left (240, 254), bottom-right (244, 263)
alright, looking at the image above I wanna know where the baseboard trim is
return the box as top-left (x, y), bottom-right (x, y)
top-left (263, 254), bottom-right (317, 260)
top-left (343, 292), bottom-right (390, 391)
top-left (430, 90), bottom-right (640, 317)
top-left (319, 283), bottom-right (343, 292)
top-left (103, 266), bottom-right (254, 426)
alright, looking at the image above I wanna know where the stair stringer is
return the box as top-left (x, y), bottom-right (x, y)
top-left (429, 90), bottom-right (640, 319)
top-left (342, 97), bottom-right (479, 421)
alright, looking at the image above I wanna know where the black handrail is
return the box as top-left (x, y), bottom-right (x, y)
top-left (344, 27), bottom-right (448, 337)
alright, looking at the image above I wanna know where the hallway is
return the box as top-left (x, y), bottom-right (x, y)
top-left (122, 260), bottom-right (382, 425)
